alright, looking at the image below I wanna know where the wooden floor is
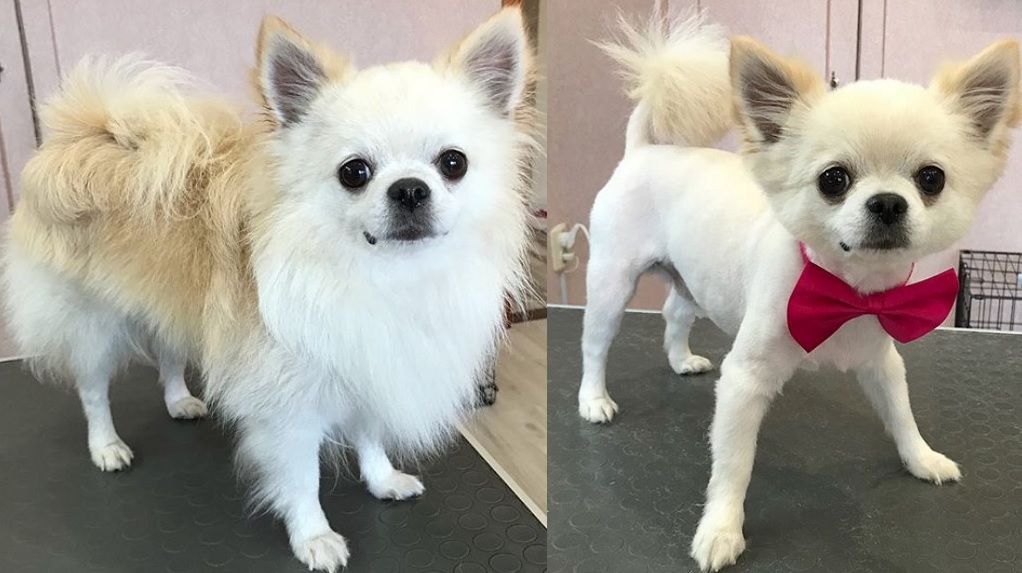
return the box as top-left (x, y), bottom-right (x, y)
top-left (461, 319), bottom-right (547, 526)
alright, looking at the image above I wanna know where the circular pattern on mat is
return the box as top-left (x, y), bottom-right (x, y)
top-left (0, 363), bottom-right (545, 572)
top-left (548, 308), bottom-right (1022, 572)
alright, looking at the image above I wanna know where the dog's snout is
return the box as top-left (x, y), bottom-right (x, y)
top-left (865, 193), bottom-right (908, 225)
top-left (387, 178), bottom-right (431, 212)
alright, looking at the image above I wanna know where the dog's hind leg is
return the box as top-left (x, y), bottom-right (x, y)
top-left (662, 286), bottom-right (713, 375)
top-left (578, 257), bottom-right (642, 424)
top-left (3, 250), bottom-right (134, 471)
top-left (61, 301), bottom-right (140, 472)
top-left (76, 341), bottom-right (134, 472)
top-left (155, 340), bottom-right (208, 420)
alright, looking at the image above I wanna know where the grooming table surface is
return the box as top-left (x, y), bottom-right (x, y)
top-left (0, 362), bottom-right (546, 573)
top-left (548, 308), bottom-right (1022, 573)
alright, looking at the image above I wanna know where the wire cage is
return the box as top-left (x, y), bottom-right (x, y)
top-left (955, 250), bottom-right (1022, 331)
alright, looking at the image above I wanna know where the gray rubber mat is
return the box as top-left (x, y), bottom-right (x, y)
top-left (548, 307), bottom-right (1022, 573)
top-left (0, 362), bottom-right (546, 573)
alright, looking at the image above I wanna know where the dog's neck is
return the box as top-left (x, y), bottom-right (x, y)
top-left (802, 244), bottom-right (916, 295)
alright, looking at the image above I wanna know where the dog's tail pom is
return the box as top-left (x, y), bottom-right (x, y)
top-left (599, 10), bottom-right (732, 150)
top-left (21, 54), bottom-right (241, 222)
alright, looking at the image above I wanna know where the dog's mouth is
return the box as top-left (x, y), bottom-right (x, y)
top-left (363, 228), bottom-right (442, 245)
top-left (839, 239), bottom-right (909, 252)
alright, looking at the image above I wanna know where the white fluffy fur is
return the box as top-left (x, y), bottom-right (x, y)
top-left (3, 8), bottom-right (533, 572)
top-left (583, 13), bottom-right (1019, 572)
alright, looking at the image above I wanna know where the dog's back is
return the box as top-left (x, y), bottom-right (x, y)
top-left (19, 56), bottom-right (252, 224)
top-left (3, 55), bottom-right (260, 377)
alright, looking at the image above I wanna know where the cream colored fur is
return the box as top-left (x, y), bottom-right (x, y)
top-left (3, 8), bottom-right (534, 572)
top-left (582, 11), bottom-right (1020, 572)
top-left (599, 11), bottom-right (731, 149)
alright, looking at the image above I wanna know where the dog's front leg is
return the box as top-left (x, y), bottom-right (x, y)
top-left (855, 342), bottom-right (960, 484)
top-left (238, 416), bottom-right (349, 572)
top-left (356, 434), bottom-right (425, 501)
top-left (691, 346), bottom-right (796, 572)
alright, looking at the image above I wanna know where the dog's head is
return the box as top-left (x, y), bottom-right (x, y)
top-left (254, 9), bottom-right (532, 252)
top-left (730, 37), bottom-right (1020, 265)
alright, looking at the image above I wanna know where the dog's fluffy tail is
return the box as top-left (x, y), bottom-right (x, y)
top-left (20, 55), bottom-right (242, 223)
top-left (599, 10), bottom-right (732, 150)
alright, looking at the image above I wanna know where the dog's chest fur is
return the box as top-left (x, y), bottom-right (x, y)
top-left (252, 232), bottom-right (509, 452)
top-left (803, 315), bottom-right (892, 372)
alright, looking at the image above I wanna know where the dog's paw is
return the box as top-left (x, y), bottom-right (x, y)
top-left (691, 517), bottom-right (746, 572)
top-left (670, 353), bottom-right (714, 375)
top-left (579, 395), bottom-right (618, 424)
top-left (904, 448), bottom-right (961, 484)
top-left (292, 531), bottom-right (350, 572)
top-left (90, 439), bottom-right (134, 472)
top-left (476, 381), bottom-right (498, 407)
top-left (367, 471), bottom-right (425, 501)
top-left (167, 396), bottom-right (208, 420)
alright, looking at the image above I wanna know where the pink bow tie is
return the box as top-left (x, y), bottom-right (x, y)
top-left (786, 244), bottom-right (959, 352)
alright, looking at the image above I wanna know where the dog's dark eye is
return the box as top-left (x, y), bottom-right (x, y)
top-left (338, 159), bottom-right (372, 190)
top-left (915, 165), bottom-right (945, 195)
top-left (437, 149), bottom-right (468, 180)
top-left (818, 166), bottom-right (852, 197)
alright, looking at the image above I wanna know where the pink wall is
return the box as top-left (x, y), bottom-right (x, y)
top-left (0, 0), bottom-right (38, 218)
top-left (547, 0), bottom-right (858, 308)
top-left (546, 0), bottom-right (652, 306)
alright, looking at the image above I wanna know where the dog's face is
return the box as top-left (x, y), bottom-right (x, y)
top-left (254, 11), bottom-right (530, 253)
top-left (731, 37), bottom-right (1020, 264)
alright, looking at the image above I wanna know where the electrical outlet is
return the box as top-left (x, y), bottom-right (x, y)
top-left (550, 223), bottom-right (567, 272)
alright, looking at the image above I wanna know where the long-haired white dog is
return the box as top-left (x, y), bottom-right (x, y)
top-left (580, 13), bottom-right (1019, 571)
top-left (2, 8), bottom-right (534, 571)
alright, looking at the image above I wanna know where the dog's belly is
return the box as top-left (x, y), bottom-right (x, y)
top-left (655, 258), bottom-right (743, 336)
top-left (634, 146), bottom-right (774, 334)
top-left (662, 212), bottom-right (782, 338)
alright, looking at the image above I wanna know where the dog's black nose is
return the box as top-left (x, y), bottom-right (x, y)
top-left (387, 178), bottom-right (431, 212)
top-left (865, 193), bottom-right (908, 225)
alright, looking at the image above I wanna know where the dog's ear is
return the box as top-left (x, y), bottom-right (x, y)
top-left (932, 39), bottom-right (1021, 141)
top-left (730, 37), bottom-right (823, 145)
top-left (256, 16), bottom-right (338, 126)
top-left (446, 7), bottom-right (532, 117)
